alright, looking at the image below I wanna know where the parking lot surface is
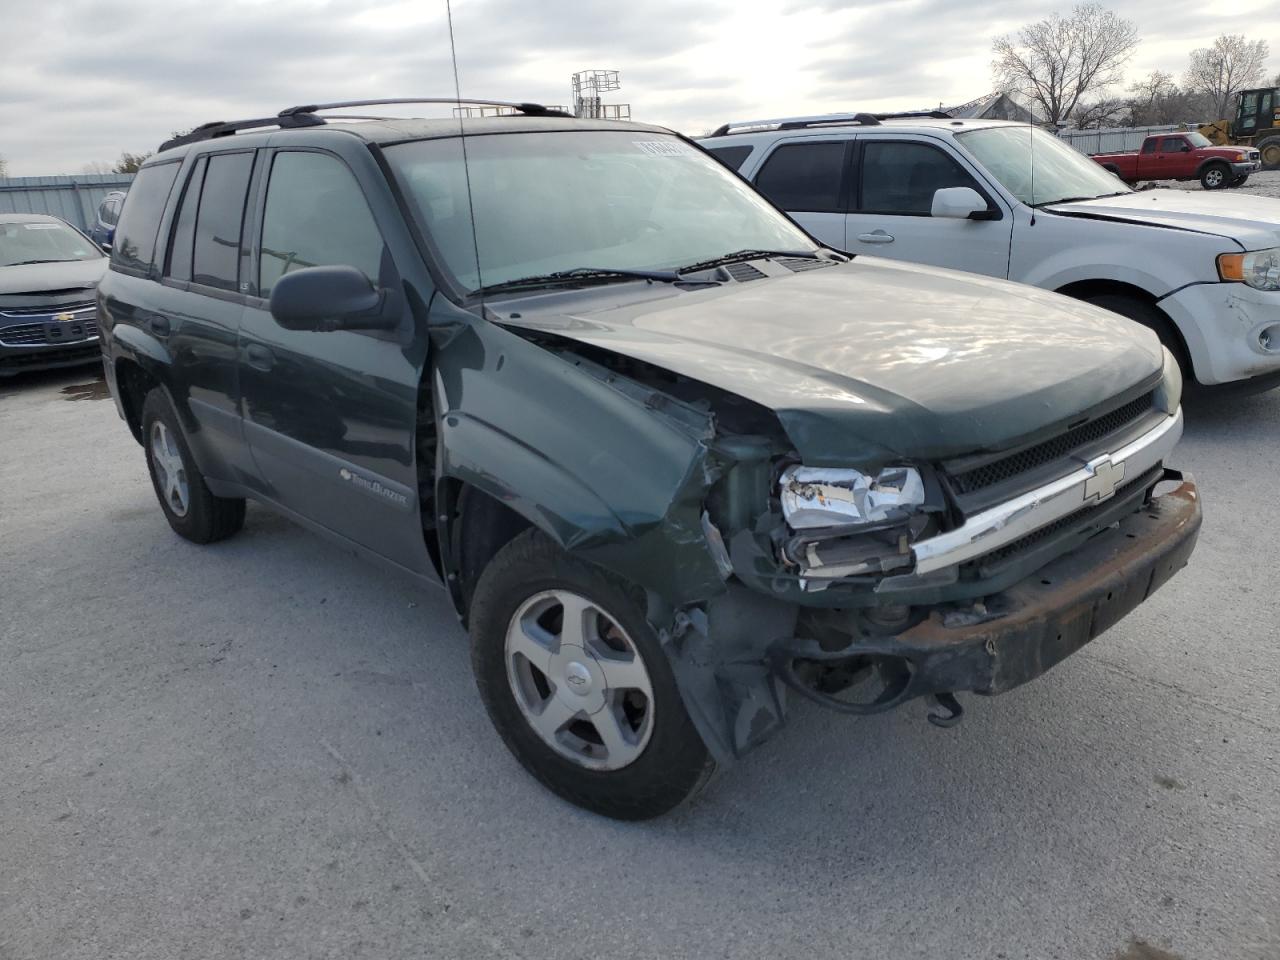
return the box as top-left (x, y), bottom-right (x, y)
top-left (2, 366), bottom-right (1277, 960)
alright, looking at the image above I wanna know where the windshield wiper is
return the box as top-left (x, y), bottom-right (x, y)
top-left (475, 266), bottom-right (683, 295)
top-left (8, 258), bottom-right (74, 266)
top-left (675, 248), bottom-right (821, 274)
top-left (1033, 191), bottom-right (1130, 208)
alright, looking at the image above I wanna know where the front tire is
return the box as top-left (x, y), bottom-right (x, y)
top-left (1230, 174), bottom-right (1249, 188)
top-left (141, 388), bottom-right (245, 544)
top-left (469, 529), bottom-right (714, 820)
top-left (1200, 163), bottom-right (1229, 189)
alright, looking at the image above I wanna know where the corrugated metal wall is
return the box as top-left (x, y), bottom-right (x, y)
top-left (1057, 125), bottom-right (1190, 156)
top-left (0, 174), bottom-right (134, 233)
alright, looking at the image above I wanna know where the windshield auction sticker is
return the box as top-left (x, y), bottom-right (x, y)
top-left (632, 140), bottom-right (687, 156)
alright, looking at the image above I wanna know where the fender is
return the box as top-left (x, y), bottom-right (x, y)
top-left (429, 305), bottom-right (726, 606)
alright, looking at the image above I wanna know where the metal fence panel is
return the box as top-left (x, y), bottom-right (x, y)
top-left (1056, 125), bottom-right (1195, 156)
top-left (0, 174), bottom-right (135, 233)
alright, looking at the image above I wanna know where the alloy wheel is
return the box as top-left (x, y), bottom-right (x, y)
top-left (150, 421), bottom-right (190, 518)
top-left (504, 589), bottom-right (655, 771)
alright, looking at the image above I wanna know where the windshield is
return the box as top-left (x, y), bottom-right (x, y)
top-left (1183, 131), bottom-right (1212, 148)
top-left (0, 219), bottom-right (102, 267)
top-left (955, 126), bottom-right (1132, 207)
top-left (386, 130), bottom-right (816, 293)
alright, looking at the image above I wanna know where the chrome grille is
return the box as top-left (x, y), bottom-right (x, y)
top-left (0, 301), bottom-right (98, 347)
top-left (949, 392), bottom-right (1156, 496)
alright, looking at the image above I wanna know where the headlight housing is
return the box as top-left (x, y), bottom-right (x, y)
top-left (1218, 249), bottom-right (1280, 291)
top-left (777, 465), bottom-right (930, 583)
top-left (779, 464), bottom-right (925, 530)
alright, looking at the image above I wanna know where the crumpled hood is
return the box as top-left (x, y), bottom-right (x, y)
top-left (0, 258), bottom-right (107, 297)
top-left (1046, 189), bottom-right (1280, 249)
top-left (498, 257), bottom-right (1164, 465)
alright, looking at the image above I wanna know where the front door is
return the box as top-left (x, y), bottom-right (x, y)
top-left (237, 148), bottom-right (428, 573)
top-left (1158, 137), bottom-right (1195, 178)
top-left (844, 137), bottom-right (1012, 278)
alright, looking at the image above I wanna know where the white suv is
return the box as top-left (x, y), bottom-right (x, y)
top-left (701, 113), bottom-right (1280, 388)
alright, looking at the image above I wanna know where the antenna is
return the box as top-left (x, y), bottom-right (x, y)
top-left (444, 0), bottom-right (484, 297)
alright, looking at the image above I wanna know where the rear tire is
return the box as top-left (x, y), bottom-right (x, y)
top-left (1083, 293), bottom-right (1195, 386)
top-left (469, 529), bottom-right (714, 820)
top-left (1200, 163), bottom-right (1230, 190)
top-left (141, 388), bottom-right (245, 544)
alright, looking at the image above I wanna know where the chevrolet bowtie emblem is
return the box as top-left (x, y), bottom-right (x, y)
top-left (1083, 456), bottom-right (1125, 502)
top-left (54, 312), bottom-right (74, 323)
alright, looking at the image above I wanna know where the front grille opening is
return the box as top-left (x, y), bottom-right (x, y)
top-left (950, 391), bottom-right (1156, 495)
top-left (967, 465), bottom-right (1163, 573)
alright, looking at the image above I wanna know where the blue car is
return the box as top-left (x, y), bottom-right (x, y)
top-left (88, 190), bottom-right (127, 250)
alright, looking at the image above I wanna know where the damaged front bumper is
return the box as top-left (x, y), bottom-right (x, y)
top-left (772, 474), bottom-right (1200, 712)
top-left (667, 473), bottom-right (1201, 764)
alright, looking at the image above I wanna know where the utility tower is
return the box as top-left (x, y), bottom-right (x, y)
top-left (572, 70), bottom-right (631, 120)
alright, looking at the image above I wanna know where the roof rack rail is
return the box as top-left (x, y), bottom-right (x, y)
top-left (874, 110), bottom-right (954, 120)
top-left (706, 112), bottom-right (883, 137)
top-left (159, 98), bottom-right (573, 151)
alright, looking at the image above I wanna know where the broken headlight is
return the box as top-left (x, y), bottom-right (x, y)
top-left (778, 465), bottom-right (929, 581)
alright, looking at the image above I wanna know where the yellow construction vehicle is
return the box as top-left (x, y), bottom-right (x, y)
top-left (1199, 87), bottom-right (1280, 170)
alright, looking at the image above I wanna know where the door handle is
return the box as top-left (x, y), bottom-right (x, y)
top-left (856, 231), bottom-right (895, 244)
top-left (245, 343), bottom-right (275, 372)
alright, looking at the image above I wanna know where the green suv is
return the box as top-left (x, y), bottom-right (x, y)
top-left (98, 99), bottom-right (1201, 819)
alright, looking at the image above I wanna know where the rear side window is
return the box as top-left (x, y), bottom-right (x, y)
top-left (705, 145), bottom-right (753, 172)
top-left (258, 151), bottom-right (386, 297)
top-left (1141, 139), bottom-right (1159, 155)
top-left (111, 162), bottom-right (180, 274)
top-left (165, 157), bottom-right (207, 283)
top-left (754, 142), bottom-right (845, 212)
top-left (192, 152), bottom-right (254, 292)
top-left (859, 141), bottom-right (980, 216)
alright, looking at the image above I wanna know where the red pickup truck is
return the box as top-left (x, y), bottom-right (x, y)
top-left (1092, 132), bottom-right (1261, 190)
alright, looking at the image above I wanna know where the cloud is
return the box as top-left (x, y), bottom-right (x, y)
top-left (1, 0), bottom-right (1275, 174)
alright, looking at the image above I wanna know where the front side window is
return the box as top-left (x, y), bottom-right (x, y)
top-left (859, 141), bottom-right (980, 215)
top-left (1160, 137), bottom-right (1187, 152)
top-left (956, 126), bottom-right (1131, 206)
top-left (259, 151), bottom-right (386, 297)
top-left (112, 161), bottom-right (180, 273)
top-left (0, 218), bottom-right (102, 267)
top-left (386, 131), bottom-right (815, 294)
top-left (192, 152), bottom-right (254, 292)
top-left (754, 142), bottom-right (845, 212)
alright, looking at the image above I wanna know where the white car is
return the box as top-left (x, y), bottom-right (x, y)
top-left (701, 113), bottom-right (1280, 387)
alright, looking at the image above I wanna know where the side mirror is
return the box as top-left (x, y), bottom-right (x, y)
top-left (1180, 144), bottom-right (1192, 152)
top-left (931, 186), bottom-right (995, 221)
top-left (269, 265), bottom-right (396, 332)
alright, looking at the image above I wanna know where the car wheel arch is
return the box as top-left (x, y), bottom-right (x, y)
top-left (114, 357), bottom-right (163, 445)
top-left (1057, 279), bottom-right (1196, 382)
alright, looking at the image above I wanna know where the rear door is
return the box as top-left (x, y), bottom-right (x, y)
top-left (844, 136), bottom-right (1012, 277)
top-left (750, 139), bottom-right (850, 249)
top-left (150, 149), bottom-right (260, 485)
top-left (237, 146), bottom-right (428, 572)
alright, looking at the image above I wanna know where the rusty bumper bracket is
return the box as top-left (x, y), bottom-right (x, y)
top-left (769, 472), bottom-right (1202, 718)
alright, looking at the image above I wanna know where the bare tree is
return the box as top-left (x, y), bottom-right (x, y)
top-left (1073, 96), bottom-right (1128, 128)
top-left (0, 154), bottom-right (7, 178)
top-left (80, 161), bottom-right (114, 175)
top-left (992, 3), bottom-right (1139, 125)
top-left (1184, 35), bottom-right (1270, 119)
top-left (1125, 71), bottom-right (1213, 126)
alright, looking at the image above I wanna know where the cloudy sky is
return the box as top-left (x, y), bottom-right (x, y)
top-left (1, 0), bottom-right (1276, 176)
